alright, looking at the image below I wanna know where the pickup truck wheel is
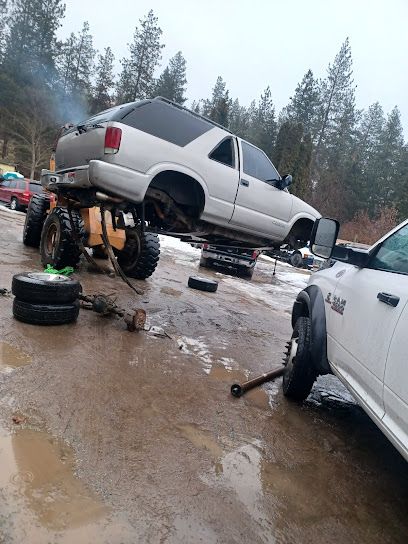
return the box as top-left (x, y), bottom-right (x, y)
top-left (117, 230), bottom-right (160, 280)
top-left (283, 317), bottom-right (317, 401)
top-left (40, 207), bottom-right (84, 269)
top-left (12, 272), bottom-right (81, 304)
top-left (290, 252), bottom-right (303, 268)
top-left (23, 194), bottom-right (50, 247)
top-left (13, 298), bottom-right (80, 325)
top-left (10, 197), bottom-right (20, 211)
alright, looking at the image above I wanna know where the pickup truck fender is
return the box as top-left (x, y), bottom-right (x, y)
top-left (292, 285), bottom-right (331, 375)
top-left (145, 162), bottom-right (210, 203)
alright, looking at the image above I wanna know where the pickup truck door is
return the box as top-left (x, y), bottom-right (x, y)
top-left (328, 224), bottom-right (408, 421)
top-left (229, 140), bottom-right (292, 238)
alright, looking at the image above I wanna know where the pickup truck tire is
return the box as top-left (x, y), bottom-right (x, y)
top-left (283, 316), bottom-right (317, 401)
top-left (13, 298), bottom-right (80, 325)
top-left (117, 230), bottom-right (160, 280)
top-left (40, 207), bottom-right (84, 269)
top-left (23, 194), bottom-right (50, 247)
top-left (12, 272), bottom-right (81, 304)
top-left (290, 252), bottom-right (303, 268)
top-left (188, 276), bottom-right (218, 292)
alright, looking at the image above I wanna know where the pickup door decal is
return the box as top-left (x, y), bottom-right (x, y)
top-left (325, 292), bottom-right (347, 315)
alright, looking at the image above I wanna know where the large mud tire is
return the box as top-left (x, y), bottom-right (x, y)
top-left (23, 194), bottom-right (50, 247)
top-left (13, 299), bottom-right (80, 325)
top-left (40, 207), bottom-right (85, 269)
top-left (117, 230), bottom-right (160, 280)
top-left (283, 317), bottom-right (318, 401)
top-left (12, 272), bottom-right (81, 304)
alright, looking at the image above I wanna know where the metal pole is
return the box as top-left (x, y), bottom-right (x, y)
top-left (230, 366), bottom-right (285, 398)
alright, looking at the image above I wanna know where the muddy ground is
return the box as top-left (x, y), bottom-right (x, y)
top-left (0, 206), bottom-right (407, 544)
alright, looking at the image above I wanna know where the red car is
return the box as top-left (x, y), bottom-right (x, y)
top-left (0, 178), bottom-right (44, 211)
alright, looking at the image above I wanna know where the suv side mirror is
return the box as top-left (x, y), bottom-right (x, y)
top-left (310, 217), bottom-right (340, 258)
top-left (277, 174), bottom-right (292, 190)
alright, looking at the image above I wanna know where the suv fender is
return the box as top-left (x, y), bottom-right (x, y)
top-left (292, 285), bottom-right (331, 375)
top-left (145, 163), bottom-right (209, 202)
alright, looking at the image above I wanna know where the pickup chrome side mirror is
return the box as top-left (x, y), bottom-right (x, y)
top-left (310, 217), bottom-right (340, 259)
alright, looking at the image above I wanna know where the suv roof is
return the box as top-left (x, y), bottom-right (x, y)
top-left (77, 97), bottom-right (233, 136)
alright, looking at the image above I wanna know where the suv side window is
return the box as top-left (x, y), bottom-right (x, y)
top-left (370, 224), bottom-right (408, 275)
top-left (18, 180), bottom-right (26, 189)
top-left (241, 141), bottom-right (279, 182)
top-left (209, 138), bottom-right (235, 168)
top-left (121, 101), bottom-right (213, 146)
top-left (0, 180), bottom-right (10, 187)
top-left (8, 180), bottom-right (17, 189)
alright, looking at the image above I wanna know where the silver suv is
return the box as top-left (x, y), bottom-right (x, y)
top-left (42, 97), bottom-right (319, 249)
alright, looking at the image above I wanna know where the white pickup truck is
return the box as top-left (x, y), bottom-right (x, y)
top-left (41, 97), bottom-right (319, 255)
top-left (283, 218), bottom-right (408, 462)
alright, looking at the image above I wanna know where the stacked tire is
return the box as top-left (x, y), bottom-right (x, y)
top-left (12, 273), bottom-right (81, 325)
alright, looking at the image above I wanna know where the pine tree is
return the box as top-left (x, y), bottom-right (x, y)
top-left (0, 0), bottom-right (9, 64)
top-left (248, 86), bottom-right (276, 157)
top-left (374, 106), bottom-right (404, 211)
top-left (91, 47), bottom-right (115, 113)
top-left (3, 0), bottom-right (65, 84)
top-left (284, 69), bottom-right (320, 140)
top-left (57, 22), bottom-right (96, 120)
top-left (154, 51), bottom-right (187, 104)
top-left (116, 10), bottom-right (164, 102)
top-left (228, 98), bottom-right (251, 140)
top-left (315, 38), bottom-right (355, 166)
top-left (273, 121), bottom-right (312, 200)
top-left (203, 76), bottom-right (231, 126)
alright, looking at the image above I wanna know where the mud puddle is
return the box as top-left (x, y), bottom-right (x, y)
top-left (0, 342), bottom-right (32, 372)
top-left (0, 426), bottom-right (134, 543)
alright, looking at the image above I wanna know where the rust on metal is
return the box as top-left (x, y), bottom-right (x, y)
top-left (230, 366), bottom-right (285, 398)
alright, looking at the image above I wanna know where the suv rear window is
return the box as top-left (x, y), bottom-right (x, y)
top-left (29, 183), bottom-right (42, 193)
top-left (120, 101), bottom-right (213, 146)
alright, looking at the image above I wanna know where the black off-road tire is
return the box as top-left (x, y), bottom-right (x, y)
top-left (283, 317), bottom-right (318, 401)
top-left (290, 251), bottom-right (303, 268)
top-left (12, 272), bottom-right (81, 304)
top-left (40, 207), bottom-right (85, 269)
top-left (188, 276), bottom-right (218, 293)
top-left (13, 299), bottom-right (80, 325)
top-left (10, 196), bottom-right (20, 211)
top-left (237, 266), bottom-right (254, 279)
top-left (23, 194), bottom-right (50, 247)
top-left (117, 230), bottom-right (160, 280)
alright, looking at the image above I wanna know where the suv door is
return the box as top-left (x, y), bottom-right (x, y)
top-left (328, 224), bottom-right (408, 420)
top-left (230, 140), bottom-right (293, 237)
top-left (0, 179), bottom-right (11, 202)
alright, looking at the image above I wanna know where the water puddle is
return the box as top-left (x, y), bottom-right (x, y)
top-left (0, 427), bottom-right (134, 543)
top-left (208, 365), bottom-right (270, 409)
top-left (0, 342), bottom-right (32, 371)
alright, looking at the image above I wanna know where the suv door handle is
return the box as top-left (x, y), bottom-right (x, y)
top-left (240, 179), bottom-right (249, 187)
top-left (377, 292), bottom-right (400, 307)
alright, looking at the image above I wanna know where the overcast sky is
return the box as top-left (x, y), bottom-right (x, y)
top-left (59, 0), bottom-right (408, 135)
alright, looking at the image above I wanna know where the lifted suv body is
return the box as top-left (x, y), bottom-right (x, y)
top-left (41, 97), bottom-right (319, 248)
top-left (290, 220), bottom-right (408, 461)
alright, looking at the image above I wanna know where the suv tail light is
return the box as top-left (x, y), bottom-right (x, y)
top-left (251, 250), bottom-right (260, 260)
top-left (203, 243), bottom-right (209, 250)
top-left (104, 127), bottom-right (122, 154)
top-left (23, 191), bottom-right (30, 198)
